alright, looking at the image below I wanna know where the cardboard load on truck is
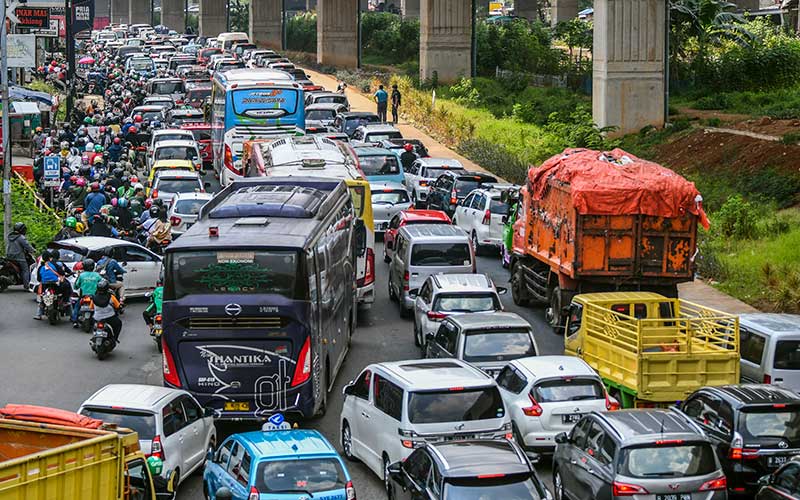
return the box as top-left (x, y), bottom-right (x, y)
top-left (529, 148), bottom-right (709, 228)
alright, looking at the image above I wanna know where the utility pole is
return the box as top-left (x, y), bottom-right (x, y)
top-left (2, 0), bottom-right (12, 244)
top-left (65, 0), bottom-right (74, 121)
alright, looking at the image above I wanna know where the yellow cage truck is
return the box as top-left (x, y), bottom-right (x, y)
top-left (563, 292), bottom-right (740, 408)
top-left (0, 405), bottom-right (173, 500)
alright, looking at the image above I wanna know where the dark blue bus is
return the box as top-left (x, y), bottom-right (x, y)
top-left (161, 178), bottom-right (362, 420)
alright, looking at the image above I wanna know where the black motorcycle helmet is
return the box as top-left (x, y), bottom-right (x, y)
top-left (82, 258), bottom-right (95, 271)
top-left (113, 167), bottom-right (124, 178)
top-left (120, 176), bottom-right (129, 185)
top-left (13, 222), bottom-right (26, 234)
top-left (152, 198), bottom-right (165, 208)
top-left (48, 249), bottom-right (60, 261)
top-left (149, 206), bottom-right (161, 218)
top-left (96, 279), bottom-right (110, 294)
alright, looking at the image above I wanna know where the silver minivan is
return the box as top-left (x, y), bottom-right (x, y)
top-left (740, 313), bottom-right (800, 392)
top-left (388, 224), bottom-right (475, 317)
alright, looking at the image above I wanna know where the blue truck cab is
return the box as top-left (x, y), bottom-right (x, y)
top-left (204, 420), bottom-right (355, 500)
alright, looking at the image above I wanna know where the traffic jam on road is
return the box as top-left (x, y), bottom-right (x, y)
top-left (4, 22), bottom-right (800, 500)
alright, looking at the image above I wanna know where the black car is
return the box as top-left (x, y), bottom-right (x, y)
top-left (426, 171), bottom-right (498, 217)
top-left (757, 457), bottom-right (800, 500)
top-left (678, 384), bottom-right (800, 496)
top-left (386, 440), bottom-right (548, 499)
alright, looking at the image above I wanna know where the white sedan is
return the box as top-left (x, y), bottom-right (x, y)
top-left (30, 237), bottom-right (162, 298)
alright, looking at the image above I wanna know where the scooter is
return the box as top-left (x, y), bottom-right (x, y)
top-left (41, 285), bottom-right (71, 325)
top-left (150, 313), bottom-right (163, 353)
top-left (90, 319), bottom-right (117, 360)
top-left (0, 258), bottom-right (25, 292)
top-left (77, 295), bottom-right (95, 333)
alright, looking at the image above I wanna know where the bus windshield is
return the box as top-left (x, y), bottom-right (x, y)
top-left (232, 88), bottom-right (299, 120)
top-left (165, 250), bottom-right (301, 299)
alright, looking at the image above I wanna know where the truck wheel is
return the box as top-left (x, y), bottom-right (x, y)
top-left (546, 286), bottom-right (563, 332)
top-left (511, 262), bottom-right (529, 306)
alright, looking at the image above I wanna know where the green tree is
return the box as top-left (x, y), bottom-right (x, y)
top-left (229, 0), bottom-right (250, 33)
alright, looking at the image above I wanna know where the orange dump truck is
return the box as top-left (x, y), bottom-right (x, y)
top-left (509, 148), bottom-right (709, 330)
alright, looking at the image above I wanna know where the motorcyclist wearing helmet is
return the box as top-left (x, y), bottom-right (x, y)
top-left (108, 137), bottom-right (123, 162)
top-left (117, 177), bottom-right (135, 200)
top-left (400, 142), bottom-right (418, 172)
top-left (143, 279), bottom-right (163, 327)
top-left (96, 248), bottom-right (126, 304)
top-left (88, 213), bottom-right (119, 238)
top-left (112, 196), bottom-right (134, 231)
top-left (143, 206), bottom-right (172, 253)
top-left (34, 249), bottom-right (73, 320)
top-left (72, 258), bottom-right (102, 326)
top-left (5, 222), bottom-right (35, 289)
top-left (92, 279), bottom-right (122, 341)
top-left (68, 178), bottom-right (88, 209)
top-left (84, 182), bottom-right (108, 219)
top-left (55, 216), bottom-right (82, 241)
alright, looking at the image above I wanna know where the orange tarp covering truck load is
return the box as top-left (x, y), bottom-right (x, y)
top-left (510, 148), bottom-right (709, 330)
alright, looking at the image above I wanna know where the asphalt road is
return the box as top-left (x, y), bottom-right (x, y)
top-left (0, 239), bottom-right (563, 499)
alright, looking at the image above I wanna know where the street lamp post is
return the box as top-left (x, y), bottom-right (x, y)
top-left (2, 1), bottom-right (12, 244)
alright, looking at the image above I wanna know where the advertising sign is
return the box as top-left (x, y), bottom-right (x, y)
top-left (7, 35), bottom-right (36, 68)
top-left (15, 7), bottom-right (49, 29)
top-left (71, 0), bottom-right (94, 34)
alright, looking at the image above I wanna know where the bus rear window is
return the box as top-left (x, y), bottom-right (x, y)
top-left (232, 88), bottom-right (299, 118)
top-left (165, 250), bottom-right (301, 299)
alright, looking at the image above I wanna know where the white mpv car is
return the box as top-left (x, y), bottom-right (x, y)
top-left (340, 358), bottom-right (512, 484)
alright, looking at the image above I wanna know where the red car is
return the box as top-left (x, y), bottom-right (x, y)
top-left (383, 209), bottom-right (452, 263)
top-left (180, 123), bottom-right (215, 168)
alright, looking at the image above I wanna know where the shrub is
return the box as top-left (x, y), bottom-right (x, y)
top-left (0, 179), bottom-right (59, 254)
top-left (361, 12), bottom-right (420, 64)
top-left (714, 194), bottom-right (760, 239)
top-left (781, 131), bottom-right (800, 145)
top-left (286, 12), bottom-right (317, 53)
top-left (475, 19), bottom-right (565, 76)
top-left (457, 139), bottom-right (529, 184)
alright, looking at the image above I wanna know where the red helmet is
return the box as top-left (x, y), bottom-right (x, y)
top-left (134, 115), bottom-right (143, 123)
top-left (90, 182), bottom-right (100, 191)
top-left (128, 126), bottom-right (138, 134)
top-left (403, 143), bottom-right (414, 152)
top-left (99, 126), bottom-right (106, 133)
top-left (144, 199), bottom-right (152, 209)
top-left (113, 137), bottom-right (121, 144)
top-left (50, 60), bottom-right (57, 66)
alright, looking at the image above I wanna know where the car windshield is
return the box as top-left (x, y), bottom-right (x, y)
top-left (306, 109), bottom-right (337, 121)
top-left (156, 147), bottom-right (196, 161)
top-left (141, 111), bottom-right (163, 121)
top-left (463, 330), bottom-right (536, 363)
top-left (219, 62), bottom-right (244, 70)
top-left (187, 89), bottom-right (211, 103)
top-left (372, 190), bottom-right (409, 205)
top-left (153, 81), bottom-right (184, 94)
top-left (52, 247), bottom-right (84, 262)
top-left (425, 167), bottom-right (464, 178)
top-left (80, 408), bottom-right (156, 440)
top-left (360, 155), bottom-right (400, 176)
top-left (490, 198), bottom-right (510, 215)
top-left (130, 59), bottom-right (153, 70)
top-left (532, 378), bottom-right (604, 403)
top-left (189, 129), bottom-right (212, 141)
top-left (444, 475), bottom-right (542, 500)
top-left (620, 443), bottom-right (717, 478)
top-left (366, 133), bottom-right (402, 142)
top-left (740, 408), bottom-right (800, 442)
top-left (155, 134), bottom-right (191, 144)
top-left (434, 293), bottom-right (498, 313)
top-left (410, 243), bottom-right (471, 267)
top-left (316, 96), bottom-right (346, 105)
top-left (156, 178), bottom-right (200, 193)
top-left (407, 387), bottom-right (504, 424)
top-left (774, 341), bottom-right (800, 369)
top-left (345, 116), bottom-right (379, 134)
top-left (456, 178), bottom-right (496, 197)
top-left (174, 198), bottom-right (208, 215)
top-left (256, 458), bottom-right (346, 494)
top-left (164, 250), bottom-right (301, 299)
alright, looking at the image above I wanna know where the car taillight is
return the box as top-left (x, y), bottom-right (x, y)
top-left (358, 248), bottom-right (375, 287)
top-left (427, 311), bottom-right (447, 321)
top-left (150, 435), bottom-right (165, 460)
top-left (605, 391), bottom-right (620, 411)
top-left (482, 209), bottom-right (491, 225)
top-left (522, 393), bottom-right (543, 417)
top-left (291, 336), bottom-right (311, 387)
top-left (248, 486), bottom-right (259, 500)
top-left (764, 374), bottom-right (772, 384)
top-left (345, 480), bottom-right (356, 500)
top-left (419, 180), bottom-right (428, 187)
top-left (224, 144), bottom-right (240, 175)
top-left (151, 189), bottom-right (159, 199)
top-left (728, 433), bottom-right (759, 460)
top-left (613, 481), bottom-right (648, 496)
top-left (450, 190), bottom-right (457, 205)
top-left (170, 216), bottom-right (182, 226)
top-left (700, 477), bottom-right (727, 491)
top-left (162, 341), bottom-right (181, 387)
top-left (403, 270), bottom-right (409, 291)
top-left (175, 99), bottom-right (184, 105)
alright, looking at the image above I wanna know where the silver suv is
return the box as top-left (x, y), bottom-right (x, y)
top-left (553, 409), bottom-right (727, 500)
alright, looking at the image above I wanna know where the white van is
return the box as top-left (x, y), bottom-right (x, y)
top-left (388, 224), bottom-right (475, 317)
top-left (740, 313), bottom-right (800, 392)
top-left (216, 32), bottom-right (249, 52)
top-left (339, 358), bottom-right (512, 482)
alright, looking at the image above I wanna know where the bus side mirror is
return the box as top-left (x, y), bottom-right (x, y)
top-left (216, 487), bottom-right (233, 500)
top-left (555, 432), bottom-right (569, 444)
top-left (354, 219), bottom-right (366, 257)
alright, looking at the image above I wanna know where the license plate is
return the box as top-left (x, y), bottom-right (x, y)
top-left (562, 413), bottom-right (583, 424)
top-left (656, 495), bottom-right (691, 500)
top-left (224, 401), bottom-right (250, 412)
top-left (94, 331), bottom-right (108, 338)
top-left (769, 456), bottom-right (789, 467)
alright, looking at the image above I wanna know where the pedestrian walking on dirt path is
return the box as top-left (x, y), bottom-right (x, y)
top-left (391, 84), bottom-right (402, 124)
top-left (374, 85), bottom-right (388, 122)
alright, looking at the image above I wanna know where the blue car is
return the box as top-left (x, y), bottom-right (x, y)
top-left (203, 421), bottom-right (355, 500)
top-left (353, 146), bottom-right (406, 185)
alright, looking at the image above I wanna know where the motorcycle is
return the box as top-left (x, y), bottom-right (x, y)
top-left (0, 258), bottom-right (25, 292)
top-left (77, 295), bottom-right (94, 333)
top-left (41, 285), bottom-right (70, 325)
top-left (90, 319), bottom-right (117, 360)
top-left (150, 313), bottom-right (163, 353)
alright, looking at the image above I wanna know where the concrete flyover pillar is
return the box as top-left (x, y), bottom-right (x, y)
top-left (317, 0), bottom-right (359, 68)
top-left (250, 0), bottom-right (283, 49)
top-left (419, 0), bottom-right (472, 83)
top-left (515, 0), bottom-right (537, 20)
top-left (161, 0), bottom-right (186, 31)
top-left (200, 0), bottom-right (228, 37)
top-left (129, 0), bottom-right (152, 25)
top-left (551, 0), bottom-right (578, 24)
top-left (402, 0), bottom-right (420, 18)
top-left (111, 0), bottom-right (129, 24)
top-left (592, 0), bottom-right (666, 135)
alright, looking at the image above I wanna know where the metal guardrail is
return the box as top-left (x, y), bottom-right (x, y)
top-left (12, 171), bottom-right (62, 222)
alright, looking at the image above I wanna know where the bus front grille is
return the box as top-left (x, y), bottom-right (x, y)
top-left (181, 316), bottom-right (286, 329)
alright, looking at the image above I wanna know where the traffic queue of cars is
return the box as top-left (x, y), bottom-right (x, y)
top-left (20, 22), bottom-right (800, 500)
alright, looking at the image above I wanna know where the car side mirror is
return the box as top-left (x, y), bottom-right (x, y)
top-left (758, 475), bottom-right (772, 487)
top-left (425, 332), bottom-right (435, 344)
top-left (555, 432), bottom-right (569, 444)
top-left (145, 291), bottom-right (152, 299)
top-left (408, 289), bottom-right (418, 299)
top-left (501, 215), bottom-right (509, 224)
top-left (215, 487), bottom-right (233, 500)
top-left (496, 286), bottom-right (508, 295)
top-left (203, 407), bottom-right (215, 418)
top-left (203, 182), bottom-right (211, 189)
top-left (206, 447), bottom-right (215, 462)
top-left (387, 461), bottom-right (403, 483)
top-left (343, 382), bottom-right (354, 396)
